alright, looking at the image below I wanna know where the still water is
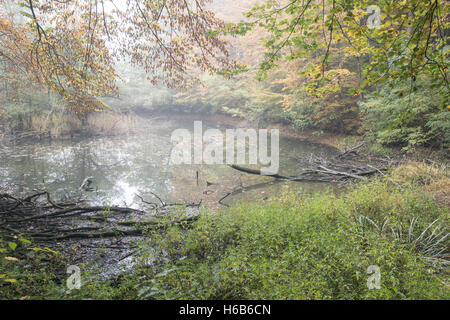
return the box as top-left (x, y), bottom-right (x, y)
top-left (0, 117), bottom-right (339, 208)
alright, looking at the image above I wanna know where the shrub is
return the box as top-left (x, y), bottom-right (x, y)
top-left (359, 76), bottom-right (449, 152)
top-left (137, 179), bottom-right (449, 300)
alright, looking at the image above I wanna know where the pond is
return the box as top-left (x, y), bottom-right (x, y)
top-left (0, 116), bottom-right (340, 209)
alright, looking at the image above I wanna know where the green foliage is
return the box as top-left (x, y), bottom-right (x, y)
top-left (359, 76), bottom-right (449, 151)
top-left (223, 0), bottom-right (449, 97)
top-left (0, 235), bottom-right (64, 299)
top-left (136, 179), bottom-right (449, 300)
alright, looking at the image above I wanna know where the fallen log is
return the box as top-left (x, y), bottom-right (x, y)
top-left (228, 165), bottom-right (331, 182)
top-left (229, 164), bottom-right (290, 179)
top-left (229, 161), bottom-right (387, 184)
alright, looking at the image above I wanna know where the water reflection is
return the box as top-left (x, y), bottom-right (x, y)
top-left (0, 118), bottom-right (340, 208)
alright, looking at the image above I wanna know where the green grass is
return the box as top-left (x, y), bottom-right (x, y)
top-left (1, 174), bottom-right (448, 300)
